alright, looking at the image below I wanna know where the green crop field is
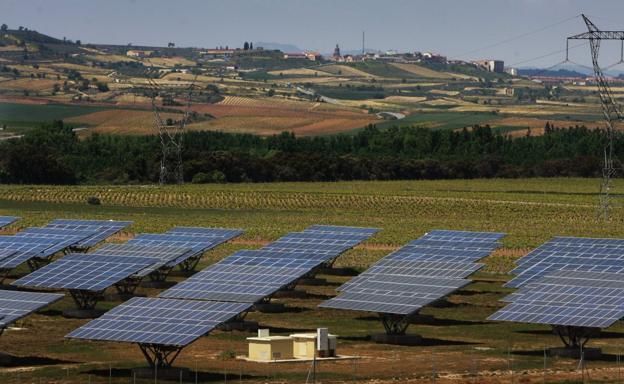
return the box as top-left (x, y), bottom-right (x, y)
top-left (0, 178), bottom-right (623, 383)
top-left (376, 111), bottom-right (499, 130)
top-left (0, 102), bottom-right (114, 132)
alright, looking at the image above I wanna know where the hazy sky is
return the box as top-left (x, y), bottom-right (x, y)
top-left (3, 0), bottom-right (624, 67)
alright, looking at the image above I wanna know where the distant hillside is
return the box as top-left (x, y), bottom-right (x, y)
top-left (0, 28), bottom-right (64, 45)
top-left (517, 68), bottom-right (586, 78)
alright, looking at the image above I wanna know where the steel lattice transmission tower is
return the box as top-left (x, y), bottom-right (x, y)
top-left (568, 14), bottom-right (624, 220)
top-left (147, 69), bottom-right (198, 185)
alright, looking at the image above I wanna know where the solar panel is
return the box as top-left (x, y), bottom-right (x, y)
top-left (320, 277), bottom-right (470, 315)
top-left (159, 250), bottom-right (318, 302)
top-left (423, 230), bottom-right (506, 242)
top-left (506, 236), bottom-right (624, 288)
top-left (338, 259), bottom-right (484, 291)
top-left (12, 253), bottom-right (158, 291)
top-left (490, 270), bottom-right (624, 328)
top-left (0, 236), bottom-right (78, 269)
top-left (91, 244), bottom-right (193, 276)
top-left (128, 234), bottom-right (223, 253)
top-left (15, 227), bottom-right (98, 247)
top-left (166, 227), bottom-right (243, 239)
top-left (515, 237), bottom-right (624, 267)
top-left (0, 216), bottom-right (19, 229)
top-left (0, 290), bottom-right (64, 328)
top-left (66, 297), bottom-right (251, 346)
top-left (320, 229), bottom-right (505, 316)
top-left (45, 219), bottom-right (133, 247)
top-left (303, 225), bottom-right (380, 236)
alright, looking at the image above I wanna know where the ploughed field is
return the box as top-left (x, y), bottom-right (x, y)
top-left (0, 178), bottom-right (623, 383)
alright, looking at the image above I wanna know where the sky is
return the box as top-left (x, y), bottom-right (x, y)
top-left (3, 0), bottom-right (624, 68)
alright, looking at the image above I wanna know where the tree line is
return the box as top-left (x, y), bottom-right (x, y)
top-left (0, 120), bottom-right (615, 184)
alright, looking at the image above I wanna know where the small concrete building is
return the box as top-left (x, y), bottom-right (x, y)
top-left (247, 328), bottom-right (337, 361)
top-left (247, 329), bottom-right (293, 361)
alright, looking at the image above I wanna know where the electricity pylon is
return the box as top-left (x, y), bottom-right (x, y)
top-left (568, 14), bottom-right (624, 220)
top-left (147, 67), bottom-right (197, 185)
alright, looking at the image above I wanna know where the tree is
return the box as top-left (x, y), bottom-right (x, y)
top-left (243, 41), bottom-right (249, 50)
top-left (168, 42), bottom-right (175, 48)
top-left (250, 42), bottom-right (253, 50)
top-left (0, 24), bottom-right (7, 32)
top-left (76, 39), bottom-right (81, 45)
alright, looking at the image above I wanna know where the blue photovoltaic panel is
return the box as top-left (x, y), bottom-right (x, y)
top-left (321, 277), bottom-right (470, 315)
top-left (160, 250), bottom-right (318, 302)
top-left (506, 236), bottom-right (624, 288)
top-left (0, 290), bottom-right (64, 328)
top-left (387, 246), bottom-right (493, 263)
top-left (423, 230), bottom-right (506, 242)
top-left (490, 270), bottom-right (624, 328)
top-left (91, 244), bottom-right (193, 275)
top-left (166, 227), bottom-right (243, 240)
top-left (405, 239), bottom-right (500, 252)
top-left (0, 216), bottom-right (19, 229)
top-left (231, 249), bottom-right (329, 265)
top-left (515, 237), bottom-right (624, 268)
top-left (339, 259), bottom-right (484, 292)
top-left (15, 227), bottom-right (98, 248)
top-left (320, 229), bottom-right (505, 315)
top-left (128, 234), bottom-right (223, 253)
top-left (0, 236), bottom-right (79, 269)
top-left (303, 225), bottom-right (380, 236)
top-left (12, 253), bottom-right (157, 291)
top-left (66, 297), bottom-right (251, 346)
top-left (45, 219), bottom-right (133, 248)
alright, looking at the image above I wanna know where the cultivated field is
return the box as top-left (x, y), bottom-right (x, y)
top-left (0, 178), bottom-right (623, 383)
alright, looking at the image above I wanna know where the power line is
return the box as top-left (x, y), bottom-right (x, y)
top-left (507, 41), bottom-right (588, 67)
top-left (449, 14), bottom-right (581, 60)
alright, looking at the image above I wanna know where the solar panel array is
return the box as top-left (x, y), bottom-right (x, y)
top-left (489, 270), bottom-right (624, 328)
top-left (12, 226), bottom-right (243, 294)
top-left (0, 216), bottom-right (19, 229)
top-left (0, 220), bottom-right (132, 272)
top-left (160, 225), bottom-right (378, 303)
top-left (68, 225), bottom-right (378, 350)
top-left (67, 297), bottom-right (251, 346)
top-left (320, 230), bottom-right (505, 315)
top-left (0, 290), bottom-right (63, 328)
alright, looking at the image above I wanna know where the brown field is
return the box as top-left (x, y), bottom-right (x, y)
top-left (0, 78), bottom-right (58, 91)
top-left (65, 109), bottom-right (179, 134)
top-left (389, 62), bottom-right (458, 79)
top-left (183, 97), bottom-right (376, 135)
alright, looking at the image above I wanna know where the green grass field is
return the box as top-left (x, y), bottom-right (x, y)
top-left (0, 178), bottom-right (623, 383)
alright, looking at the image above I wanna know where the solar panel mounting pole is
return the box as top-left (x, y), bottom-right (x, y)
top-left (568, 14), bottom-right (624, 220)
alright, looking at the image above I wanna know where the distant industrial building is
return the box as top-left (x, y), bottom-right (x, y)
top-left (473, 59), bottom-right (505, 73)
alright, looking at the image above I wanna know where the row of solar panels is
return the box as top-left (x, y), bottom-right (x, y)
top-left (67, 225), bottom-right (380, 346)
top-left (12, 227), bottom-right (244, 298)
top-left (0, 218), bottom-right (132, 272)
top-left (489, 236), bottom-right (624, 329)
